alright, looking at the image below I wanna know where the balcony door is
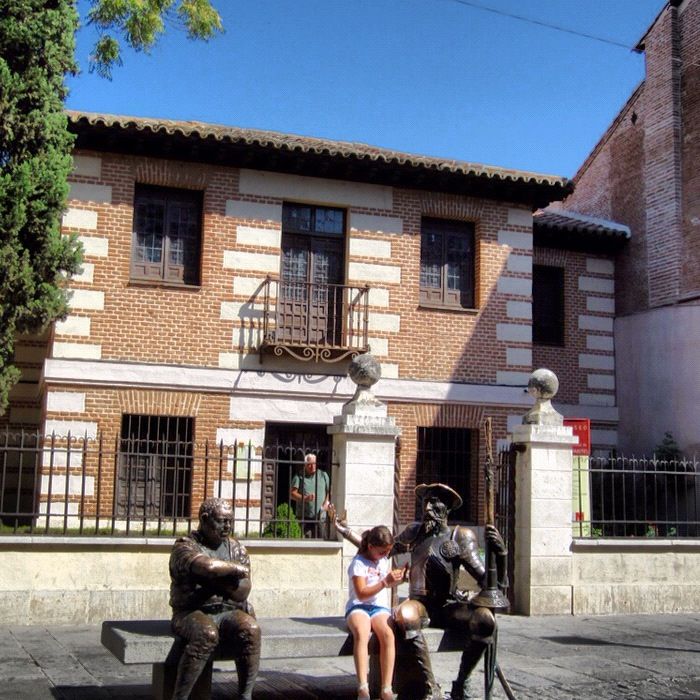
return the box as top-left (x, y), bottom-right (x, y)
top-left (278, 203), bottom-right (345, 346)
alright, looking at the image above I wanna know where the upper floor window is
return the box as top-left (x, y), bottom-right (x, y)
top-left (132, 185), bottom-right (202, 285)
top-left (420, 217), bottom-right (475, 309)
top-left (533, 265), bottom-right (565, 345)
top-left (282, 203), bottom-right (345, 237)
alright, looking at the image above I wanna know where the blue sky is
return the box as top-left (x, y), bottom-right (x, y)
top-left (67, 0), bottom-right (664, 178)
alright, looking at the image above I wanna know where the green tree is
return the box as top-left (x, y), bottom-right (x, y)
top-left (0, 0), bottom-right (83, 414)
top-left (0, 0), bottom-right (222, 415)
top-left (86, 0), bottom-right (224, 79)
top-left (654, 432), bottom-right (683, 462)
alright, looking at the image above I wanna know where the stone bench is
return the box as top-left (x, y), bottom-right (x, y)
top-left (101, 616), bottom-right (467, 699)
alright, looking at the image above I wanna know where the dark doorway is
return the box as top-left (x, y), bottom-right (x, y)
top-left (262, 423), bottom-right (333, 521)
top-left (415, 427), bottom-right (473, 522)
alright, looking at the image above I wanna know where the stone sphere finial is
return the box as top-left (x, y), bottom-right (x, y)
top-left (523, 368), bottom-right (562, 426)
top-left (527, 368), bottom-right (559, 401)
top-left (348, 352), bottom-right (381, 389)
top-left (344, 353), bottom-right (383, 411)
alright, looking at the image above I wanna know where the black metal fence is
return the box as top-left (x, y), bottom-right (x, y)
top-left (495, 445), bottom-right (517, 607)
top-left (574, 454), bottom-right (700, 538)
top-left (0, 431), bottom-right (335, 539)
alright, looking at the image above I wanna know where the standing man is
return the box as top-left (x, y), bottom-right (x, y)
top-left (169, 497), bottom-right (261, 700)
top-left (290, 453), bottom-right (330, 538)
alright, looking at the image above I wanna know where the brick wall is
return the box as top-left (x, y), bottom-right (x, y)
top-left (2, 136), bottom-right (622, 525)
top-left (643, 1), bottom-right (683, 307)
top-left (681, 0), bottom-right (700, 296)
top-left (57, 151), bottom-right (541, 388)
top-left (564, 0), bottom-right (700, 312)
top-left (38, 386), bottom-right (242, 521)
top-left (533, 249), bottom-right (616, 410)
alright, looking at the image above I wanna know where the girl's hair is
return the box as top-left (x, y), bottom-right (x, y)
top-left (359, 525), bottom-right (394, 556)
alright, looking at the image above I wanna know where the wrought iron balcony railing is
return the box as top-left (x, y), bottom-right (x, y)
top-left (259, 277), bottom-right (370, 363)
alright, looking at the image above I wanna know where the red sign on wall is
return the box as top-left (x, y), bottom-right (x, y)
top-left (564, 418), bottom-right (591, 456)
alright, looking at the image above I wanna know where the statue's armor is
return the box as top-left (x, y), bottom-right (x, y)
top-left (394, 523), bottom-right (486, 616)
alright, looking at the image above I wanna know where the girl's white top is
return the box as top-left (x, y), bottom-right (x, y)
top-left (346, 553), bottom-right (392, 611)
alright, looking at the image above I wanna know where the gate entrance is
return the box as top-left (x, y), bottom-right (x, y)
top-left (495, 445), bottom-right (517, 609)
top-left (262, 423), bottom-right (332, 522)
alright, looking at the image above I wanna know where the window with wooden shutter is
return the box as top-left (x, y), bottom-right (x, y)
top-left (131, 185), bottom-right (202, 285)
top-left (419, 218), bottom-right (475, 309)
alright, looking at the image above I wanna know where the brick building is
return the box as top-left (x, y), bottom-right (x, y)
top-left (553, 0), bottom-right (700, 456)
top-left (3, 110), bottom-right (627, 532)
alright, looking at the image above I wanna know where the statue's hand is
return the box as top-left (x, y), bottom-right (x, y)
top-left (327, 503), bottom-right (347, 528)
top-left (212, 576), bottom-right (251, 603)
top-left (485, 524), bottom-right (506, 555)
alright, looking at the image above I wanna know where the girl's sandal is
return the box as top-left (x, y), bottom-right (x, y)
top-left (380, 687), bottom-right (395, 700)
top-left (357, 681), bottom-right (370, 700)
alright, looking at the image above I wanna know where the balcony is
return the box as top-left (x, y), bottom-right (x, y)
top-left (259, 277), bottom-right (370, 363)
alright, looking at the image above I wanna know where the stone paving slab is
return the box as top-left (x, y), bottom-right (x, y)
top-left (2, 615), bottom-right (700, 699)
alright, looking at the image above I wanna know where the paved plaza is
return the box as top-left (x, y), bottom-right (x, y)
top-left (2, 613), bottom-right (700, 699)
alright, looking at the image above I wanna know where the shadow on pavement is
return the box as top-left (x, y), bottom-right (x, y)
top-left (51, 685), bottom-right (151, 699)
top-left (542, 635), bottom-right (700, 653)
top-left (51, 671), bottom-right (357, 700)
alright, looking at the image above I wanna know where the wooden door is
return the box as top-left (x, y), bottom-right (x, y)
top-left (278, 233), bottom-right (344, 345)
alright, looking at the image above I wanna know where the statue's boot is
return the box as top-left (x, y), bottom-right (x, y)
top-left (235, 650), bottom-right (260, 700)
top-left (234, 627), bottom-right (261, 700)
top-left (171, 650), bottom-right (210, 700)
top-left (227, 615), bottom-right (261, 700)
top-left (449, 640), bottom-right (485, 700)
top-left (396, 631), bottom-right (441, 700)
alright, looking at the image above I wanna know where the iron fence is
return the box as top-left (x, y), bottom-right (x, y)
top-left (0, 431), bottom-right (335, 539)
top-left (573, 454), bottom-right (700, 538)
top-left (495, 445), bottom-right (516, 607)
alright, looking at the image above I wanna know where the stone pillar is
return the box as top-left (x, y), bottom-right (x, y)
top-left (510, 369), bottom-right (577, 615)
top-left (327, 354), bottom-right (400, 571)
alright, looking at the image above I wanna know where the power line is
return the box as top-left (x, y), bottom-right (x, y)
top-left (444, 0), bottom-right (637, 51)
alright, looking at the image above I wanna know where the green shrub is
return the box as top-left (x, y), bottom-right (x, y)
top-left (262, 503), bottom-right (302, 539)
top-left (654, 432), bottom-right (683, 462)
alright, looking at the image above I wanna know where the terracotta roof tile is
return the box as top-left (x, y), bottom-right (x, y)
top-left (534, 209), bottom-right (631, 238)
top-left (66, 110), bottom-right (570, 189)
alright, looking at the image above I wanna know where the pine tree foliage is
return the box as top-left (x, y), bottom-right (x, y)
top-left (87, 0), bottom-right (223, 78)
top-left (0, 0), bottom-right (83, 414)
top-left (654, 432), bottom-right (683, 462)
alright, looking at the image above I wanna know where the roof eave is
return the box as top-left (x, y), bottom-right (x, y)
top-left (66, 111), bottom-right (573, 209)
top-left (533, 223), bottom-right (630, 254)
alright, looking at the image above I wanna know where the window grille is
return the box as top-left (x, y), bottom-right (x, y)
top-left (415, 427), bottom-right (473, 522)
top-left (118, 415), bottom-right (193, 519)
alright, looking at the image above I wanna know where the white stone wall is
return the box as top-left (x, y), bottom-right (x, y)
top-left (615, 304), bottom-right (700, 456)
top-left (572, 541), bottom-right (700, 614)
top-left (0, 540), bottom-right (344, 625)
top-left (495, 214), bottom-right (535, 387)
